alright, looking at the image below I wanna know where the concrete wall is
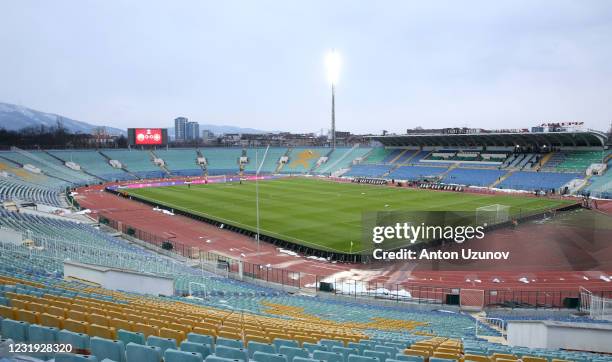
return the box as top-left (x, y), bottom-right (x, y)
top-left (508, 320), bottom-right (612, 353)
top-left (63, 261), bottom-right (174, 296)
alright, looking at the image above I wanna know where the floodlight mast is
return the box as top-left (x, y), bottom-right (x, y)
top-left (326, 49), bottom-right (341, 149)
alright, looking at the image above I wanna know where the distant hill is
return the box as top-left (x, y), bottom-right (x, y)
top-left (0, 102), bottom-right (125, 135)
top-left (0, 102), bottom-right (271, 137)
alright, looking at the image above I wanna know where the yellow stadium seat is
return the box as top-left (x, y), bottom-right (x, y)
top-left (40, 313), bottom-right (64, 329)
top-left (193, 326), bottom-right (217, 337)
top-left (160, 328), bottom-right (186, 343)
top-left (88, 313), bottom-right (111, 327)
top-left (68, 304), bottom-right (88, 314)
top-left (63, 319), bottom-right (89, 334)
top-left (294, 335), bottom-right (317, 345)
top-left (245, 334), bottom-right (271, 344)
top-left (9, 299), bottom-right (28, 310)
top-left (133, 323), bottom-right (160, 337)
top-left (404, 349), bottom-right (430, 359)
top-left (25, 302), bottom-right (47, 313)
top-left (492, 354), bottom-right (517, 361)
top-left (106, 310), bottom-right (125, 320)
top-left (89, 324), bottom-right (117, 339)
top-left (433, 352), bottom-right (460, 360)
top-left (17, 309), bottom-right (39, 324)
top-left (168, 322), bottom-right (191, 334)
top-left (464, 354), bottom-right (489, 362)
top-left (0, 305), bottom-right (16, 319)
top-left (522, 357), bottom-right (547, 362)
top-left (110, 318), bottom-right (134, 332)
top-left (45, 305), bottom-right (67, 318)
top-left (67, 310), bottom-right (88, 322)
top-left (217, 330), bottom-right (242, 340)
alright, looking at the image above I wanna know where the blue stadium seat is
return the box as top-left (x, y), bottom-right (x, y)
top-left (147, 335), bottom-right (177, 353)
top-left (165, 348), bottom-right (203, 362)
top-left (214, 345), bottom-right (249, 361)
top-left (216, 337), bottom-right (243, 349)
top-left (248, 340), bottom-right (276, 357)
top-left (253, 351), bottom-right (289, 362)
top-left (332, 346), bottom-right (359, 362)
top-left (126, 342), bottom-right (162, 362)
top-left (90, 337), bottom-right (126, 362)
top-left (187, 333), bottom-right (214, 351)
top-left (320, 339), bottom-right (344, 350)
top-left (55, 353), bottom-right (99, 362)
top-left (313, 350), bottom-right (344, 362)
top-left (58, 329), bottom-right (91, 351)
top-left (274, 339), bottom-right (299, 352)
top-left (392, 355), bottom-right (424, 362)
top-left (364, 350), bottom-right (388, 362)
top-left (181, 341), bottom-right (211, 360)
top-left (118, 329), bottom-right (145, 346)
top-left (279, 346), bottom-right (309, 362)
top-left (348, 355), bottom-right (378, 362)
top-left (1, 319), bottom-right (29, 342)
top-left (303, 342), bottom-right (327, 354)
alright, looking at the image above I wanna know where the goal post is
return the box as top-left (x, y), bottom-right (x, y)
top-left (475, 204), bottom-right (510, 226)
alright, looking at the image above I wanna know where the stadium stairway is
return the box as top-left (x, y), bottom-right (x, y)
top-left (150, 150), bottom-right (172, 176)
top-left (388, 150), bottom-right (409, 164)
top-left (275, 148), bottom-right (292, 173)
top-left (534, 152), bottom-right (554, 171)
top-left (43, 150), bottom-right (105, 182)
top-left (489, 170), bottom-right (514, 188)
top-left (98, 150), bottom-right (141, 180)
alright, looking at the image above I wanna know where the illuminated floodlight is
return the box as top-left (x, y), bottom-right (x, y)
top-left (325, 49), bottom-right (341, 85)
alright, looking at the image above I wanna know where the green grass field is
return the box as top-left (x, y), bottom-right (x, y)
top-left (126, 177), bottom-right (574, 253)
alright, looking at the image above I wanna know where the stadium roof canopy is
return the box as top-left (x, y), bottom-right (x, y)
top-left (371, 131), bottom-right (608, 148)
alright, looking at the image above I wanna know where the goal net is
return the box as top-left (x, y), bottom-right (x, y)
top-left (475, 204), bottom-right (510, 226)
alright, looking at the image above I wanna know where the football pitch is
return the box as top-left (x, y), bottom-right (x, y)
top-left (126, 177), bottom-right (574, 253)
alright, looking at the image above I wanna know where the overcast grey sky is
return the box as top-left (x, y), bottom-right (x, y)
top-left (1, 0), bottom-right (611, 134)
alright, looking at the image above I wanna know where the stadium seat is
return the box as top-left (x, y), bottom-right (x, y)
top-left (215, 345), bottom-right (249, 361)
top-left (390, 357), bottom-right (424, 362)
top-left (304, 342), bottom-right (328, 354)
top-left (181, 341), bottom-right (211, 359)
top-left (313, 350), bottom-right (345, 362)
top-left (332, 346), bottom-right (359, 362)
top-left (248, 340), bottom-right (277, 357)
top-left (274, 338), bottom-right (300, 351)
top-left (118, 329), bottom-right (146, 345)
top-left (90, 336), bottom-right (126, 362)
top-left (1, 319), bottom-right (29, 342)
top-left (55, 353), bottom-right (99, 362)
top-left (165, 348), bottom-right (203, 362)
top-left (364, 350), bottom-right (389, 362)
top-left (253, 351), bottom-right (289, 362)
top-left (216, 336), bottom-right (244, 349)
top-left (58, 329), bottom-right (91, 351)
top-left (147, 335), bottom-right (177, 353)
top-left (187, 332), bottom-right (214, 350)
top-left (348, 355), bottom-right (379, 362)
top-left (126, 342), bottom-right (163, 362)
top-left (205, 356), bottom-right (237, 362)
top-left (28, 324), bottom-right (59, 359)
top-left (320, 339), bottom-right (344, 349)
top-left (279, 346), bottom-right (310, 362)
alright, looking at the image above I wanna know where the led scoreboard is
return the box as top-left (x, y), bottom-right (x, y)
top-left (127, 128), bottom-right (168, 146)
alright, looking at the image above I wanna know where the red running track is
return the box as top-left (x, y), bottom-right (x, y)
top-left (75, 183), bottom-right (612, 292)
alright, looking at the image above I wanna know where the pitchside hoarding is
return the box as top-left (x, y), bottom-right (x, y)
top-left (127, 128), bottom-right (168, 146)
